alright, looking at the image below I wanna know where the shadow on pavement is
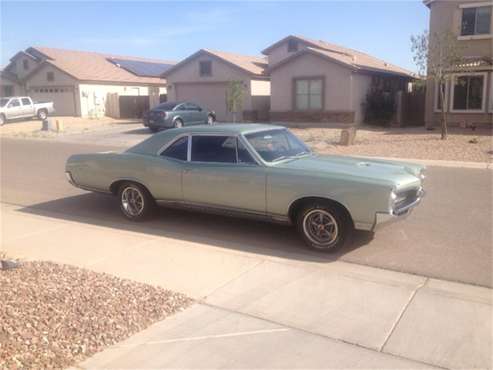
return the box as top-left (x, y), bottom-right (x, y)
top-left (18, 192), bottom-right (374, 263)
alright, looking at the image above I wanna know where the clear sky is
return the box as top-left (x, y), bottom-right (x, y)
top-left (0, 1), bottom-right (429, 71)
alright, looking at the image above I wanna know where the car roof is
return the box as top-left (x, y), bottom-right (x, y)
top-left (163, 123), bottom-right (286, 135)
top-left (127, 123), bottom-right (286, 156)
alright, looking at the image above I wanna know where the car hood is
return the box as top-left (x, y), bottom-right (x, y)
top-left (274, 154), bottom-right (423, 189)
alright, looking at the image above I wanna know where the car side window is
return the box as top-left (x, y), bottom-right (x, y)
top-left (21, 98), bottom-right (31, 105)
top-left (9, 99), bottom-right (20, 107)
top-left (189, 103), bottom-right (201, 111)
top-left (191, 136), bottom-right (236, 163)
top-left (161, 136), bottom-right (188, 161)
top-left (237, 139), bottom-right (257, 165)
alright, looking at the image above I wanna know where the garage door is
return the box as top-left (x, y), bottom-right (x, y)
top-left (175, 83), bottom-right (230, 122)
top-left (29, 86), bottom-right (77, 116)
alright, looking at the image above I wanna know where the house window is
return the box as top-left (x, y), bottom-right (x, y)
top-left (47, 71), bottom-right (55, 82)
top-left (461, 6), bottom-right (491, 36)
top-left (23, 59), bottom-right (29, 70)
top-left (434, 80), bottom-right (448, 112)
top-left (451, 73), bottom-right (486, 112)
top-left (199, 61), bottom-right (212, 77)
top-left (294, 78), bottom-right (323, 110)
top-left (287, 39), bottom-right (299, 52)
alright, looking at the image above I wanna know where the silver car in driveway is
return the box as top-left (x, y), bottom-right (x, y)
top-left (143, 101), bottom-right (215, 132)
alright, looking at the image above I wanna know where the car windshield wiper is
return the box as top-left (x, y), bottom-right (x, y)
top-left (293, 151), bottom-right (311, 158)
top-left (271, 155), bottom-right (289, 162)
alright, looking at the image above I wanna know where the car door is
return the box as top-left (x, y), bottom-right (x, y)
top-left (173, 103), bottom-right (191, 125)
top-left (20, 98), bottom-right (33, 118)
top-left (187, 103), bottom-right (206, 124)
top-left (6, 98), bottom-right (22, 119)
top-left (182, 135), bottom-right (266, 213)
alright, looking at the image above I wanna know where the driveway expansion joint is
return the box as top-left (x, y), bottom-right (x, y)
top-left (379, 277), bottom-right (429, 352)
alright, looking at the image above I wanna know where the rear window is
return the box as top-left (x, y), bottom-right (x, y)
top-left (161, 136), bottom-right (188, 161)
top-left (155, 102), bottom-right (179, 111)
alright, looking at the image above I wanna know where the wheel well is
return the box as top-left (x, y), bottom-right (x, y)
top-left (288, 197), bottom-right (353, 226)
top-left (109, 179), bottom-right (151, 196)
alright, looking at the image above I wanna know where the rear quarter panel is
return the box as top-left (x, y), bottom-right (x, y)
top-left (66, 152), bottom-right (183, 200)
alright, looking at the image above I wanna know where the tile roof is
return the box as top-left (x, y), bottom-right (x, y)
top-left (26, 47), bottom-right (174, 85)
top-left (264, 35), bottom-right (416, 77)
top-left (162, 49), bottom-right (268, 78)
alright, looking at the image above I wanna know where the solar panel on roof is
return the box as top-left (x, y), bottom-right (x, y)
top-left (108, 58), bottom-right (173, 77)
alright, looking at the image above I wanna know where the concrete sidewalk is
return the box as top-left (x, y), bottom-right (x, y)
top-left (2, 204), bottom-right (492, 369)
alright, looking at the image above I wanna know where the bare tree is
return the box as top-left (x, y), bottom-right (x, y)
top-left (225, 80), bottom-right (245, 123)
top-left (411, 30), bottom-right (464, 139)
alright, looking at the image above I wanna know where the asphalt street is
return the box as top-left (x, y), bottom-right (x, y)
top-left (1, 137), bottom-right (492, 287)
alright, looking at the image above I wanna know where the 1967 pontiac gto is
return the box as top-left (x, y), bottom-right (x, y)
top-left (65, 124), bottom-right (425, 251)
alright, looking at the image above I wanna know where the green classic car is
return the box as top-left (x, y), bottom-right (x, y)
top-left (65, 124), bottom-right (425, 251)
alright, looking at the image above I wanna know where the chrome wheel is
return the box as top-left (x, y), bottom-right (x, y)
top-left (38, 110), bottom-right (47, 120)
top-left (121, 186), bottom-right (145, 217)
top-left (174, 119), bottom-right (183, 128)
top-left (302, 209), bottom-right (339, 248)
top-left (207, 115), bottom-right (214, 125)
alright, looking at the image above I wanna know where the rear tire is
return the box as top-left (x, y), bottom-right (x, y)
top-left (149, 127), bottom-right (159, 133)
top-left (174, 119), bottom-right (183, 128)
top-left (207, 114), bottom-right (215, 125)
top-left (296, 201), bottom-right (351, 252)
top-left (0, 114), bottom-right (5, 126)
top-left (37, 109), bottom-right (48, 120)
top-left (118, 182), bottom-right (155, 221)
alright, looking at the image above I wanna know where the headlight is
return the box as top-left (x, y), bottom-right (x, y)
top-left (389, 190), bottom-right (407, 213)
top-left (418, 168), bottom-right (426, 181)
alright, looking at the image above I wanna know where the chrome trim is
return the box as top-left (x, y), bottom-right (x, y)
top-left (372, 188), bottom-right (425, 231)
top-left (155, 199), bottom-right (290, 224)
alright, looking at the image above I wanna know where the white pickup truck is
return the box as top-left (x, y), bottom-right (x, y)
top-left (0, 96), bottom-right (55, 125)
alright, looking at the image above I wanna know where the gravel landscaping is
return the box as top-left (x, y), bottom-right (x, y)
top-left (0, 261), bottom-right (192, 369)
top-left (292, 126), bottom-right (493, 163)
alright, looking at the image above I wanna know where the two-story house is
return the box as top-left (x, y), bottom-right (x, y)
top-left (424, 0), bottom-right (493, 127)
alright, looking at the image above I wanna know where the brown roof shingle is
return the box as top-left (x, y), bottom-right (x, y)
top-left (27, 47), bottom-right (175, 85)
top-left (263, 35), bottom-right (415, 77)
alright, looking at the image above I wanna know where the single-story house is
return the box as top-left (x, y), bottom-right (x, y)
top-left (263, 35), bottom-right (416, 124)
top-left (162, 49), bottom-right (270, 122)
top-left (0, 47), bottom-right (175, 118)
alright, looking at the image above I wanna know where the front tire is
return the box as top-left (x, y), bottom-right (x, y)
top-left (207, 114), bottom-right (215, 125)
top-left (174, 119), bottom-right (183, 128)
top-left (37, 109), bottom-right (48, 120)
top-left (296, 202), bottom-right (351, 252)
top-left (118, 182), bottom-right (155, 221)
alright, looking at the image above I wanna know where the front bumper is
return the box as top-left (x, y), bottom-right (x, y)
top-left (372, 188), bottom-right (425, 231)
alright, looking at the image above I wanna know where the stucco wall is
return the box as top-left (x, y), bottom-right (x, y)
top-left (166, 55), bottom-right (253, 86)
top-left (25, 64), bottom-right (78, 87)
top-left (270, 53), bottom-right (353, 112)
top-left (425, 0), bottom-right (493, 127)
top-left (8, 56), bottom-right (42, 81)
top-left (250, 79), bottom-right (271, 96)
top-left (0, 76), bottom-right (24, 97)
top-left (78, 84), bottom-right (160, 117)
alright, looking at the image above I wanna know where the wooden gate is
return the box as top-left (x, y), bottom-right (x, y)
top-left (401, 89), bottom-right (425, 126)
top-left (119, 96), bottom-right (149, 119)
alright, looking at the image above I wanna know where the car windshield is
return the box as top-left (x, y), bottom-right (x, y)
top-left (245, 129), bottom-right (311, 162)
top-left (154, 102), bottom-right (179, 111)
top-left (0, 98), bottom-right (10, 107)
